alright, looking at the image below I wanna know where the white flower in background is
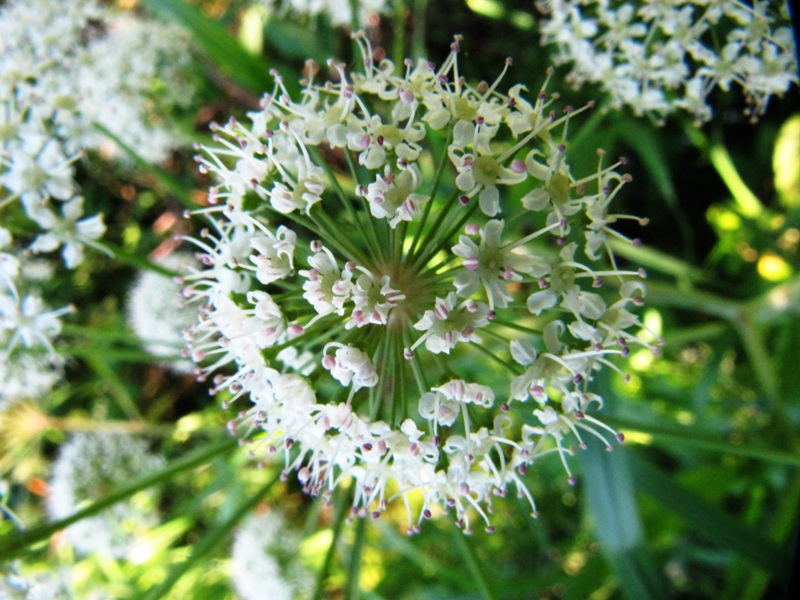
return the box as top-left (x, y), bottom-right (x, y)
top-left (0, 563), bottom-right (71, 600)
top-left (258, 0), bottom-right (389, 28)
top-left (184, 35), bottom-right (654, 533)
top-left (537, 0), bottom-right (799, 122)
top-left (0, 0), bottom-right (196, 165)
top-left (231, 510), bottom-right (312, 600)
top-left (46, 432), bottom-right (164, 559)
top-left (127, 252), bottom-right (199, 374)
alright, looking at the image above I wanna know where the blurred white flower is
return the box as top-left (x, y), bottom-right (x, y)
top-left (46, 432), bottom-right (165, 559)
top-left (231, 510), bottom-right (312, 600)
top-left (127, 252), bottom-right (199, 374)
top-left (27, 197), bottom-right (106, 269)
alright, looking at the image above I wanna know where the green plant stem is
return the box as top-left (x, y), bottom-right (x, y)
top-left (92, 123), bottom-right (195, 209)
top-left (392, 0), bottom-right (406, 68)
top-left (0, 437), bottom-right (238, 560)
top-left (141, 472), bottom-right (280, 600)
top-left (345, 515), bottom-right (367, 600)
top-left (313, 491), bottom-right (350, 599)
top-left (452, 529), bottom-right (496, 600)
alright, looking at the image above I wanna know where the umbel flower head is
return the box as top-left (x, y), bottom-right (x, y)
top-left (183, 35), bottom-right (657, 534)
top-left (46, 432), bottom-right (164, 558)
top-left (536, 0), bottom-right (799, 123)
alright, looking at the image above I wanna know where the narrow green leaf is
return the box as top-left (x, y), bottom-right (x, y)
top-left (345, 515), bottom-right (367, 600)
top-left (140, 0), bottom-right (286, 96)
top-left (0, 438), bottom-right (238, 560)
top-left (140, 473), bottom-right (280, 600)
top-left (93, 123), bottom-right (195, 211)
top-left (605, 417), bottom-right (800, 468)
top-left (579, 440), bottom-right (665, 600)
top-left (630, 454), bottom-right (790, 580)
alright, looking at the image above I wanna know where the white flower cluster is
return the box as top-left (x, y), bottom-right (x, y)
top-left (259, 0), bottom-right (389, 28)
top-left (0, 0), bottom-right (196, 404)
top-left (184, 35), bottom-right (656, 533)
top-left (0, 564), bottom-right (71, 600)
top-left (46, 432), bottom-right (165, 559)
top-left (127, 253), bottom-right (199, 374)
top-left (0, 230), bottom-right (68, 409)
top-left (537, 0), bottom-right (799, 122)
top-left (231, 510), bottom-right (312, 600)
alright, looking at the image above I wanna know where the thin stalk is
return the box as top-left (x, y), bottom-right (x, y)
top-left (344, 515), bottom-right (367, 600)
top-left (344, 149), bottom-right (386, 263)
top-left (408, 128), bottom-right (453, 258)
top-left (452, 529), bottom-right (496, 600)
top-left (392, 0), bottom-right (406, 68)
top-left (313, 491), bottom-right (350, 599)
top-left (310, 209), bottom-right (371, 266)
top-left (412, 195), bottom-right (480, 271)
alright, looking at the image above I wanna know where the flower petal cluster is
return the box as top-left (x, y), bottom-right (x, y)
top-left (231, 510), bottom-right (312, 600)
top-left (537, 0), bottom-right (799, 122)
top-left (127, 252), bottom-right (199, 374)
top-left (257, 0), bottom-right (389, 29)
top-left (46, 432), bottom-right (165, 558)
top-left (184, 35), bottom-right (654, 533)
top-left (0, 237), bottom-right (68, 408)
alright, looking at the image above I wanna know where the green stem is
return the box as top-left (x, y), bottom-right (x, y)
top-left (93, 122), bottom-right (195, 209)
top-left (313, 491), bottom-right (350, 599)
top-left (392, 0), bottom-right (406, 68)
top-left (141, 472), bottom-right (280, 600)
top-left (345, 515), bottom-right (367, 600)
top-left (708, 143), bottom-right (765, 219)
top-left (452, 529), bottom-right (496, 600)
top-left (408, 127), bottom-right (453, 258)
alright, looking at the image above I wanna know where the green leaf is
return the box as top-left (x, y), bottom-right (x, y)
top-left (0, 438), bottom-right (238, 561)
top-left (140, 0), bottom-right (285, 96)
top-left (630, 454), bottom-right (790, 580)
top-left (579, 440), bottom-right (665, 600)
top-left (140, 473), bottom-right (280, 600)
top-left (605, 416), bottom-right (800, 468)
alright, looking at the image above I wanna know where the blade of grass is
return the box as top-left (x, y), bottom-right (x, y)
top-left (452, 528), bottom-right (496, 600)
top-left (605, 417), bottom-right (800, 468)
top-left (579, 439), bottom-right (665, 600)
top-left (630, 454), bottom-right (790, 580)
top-left (0, 437), bottom-right (238, 560)
top-left (140, 473), bottom-right (280, 600)
top-left (93, 123), bottom-right (195, 210)
top-left (140, 0), bottom-right (282, 96)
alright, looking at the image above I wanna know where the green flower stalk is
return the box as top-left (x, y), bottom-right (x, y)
top-left (183, 35), bottom-right (657, 534)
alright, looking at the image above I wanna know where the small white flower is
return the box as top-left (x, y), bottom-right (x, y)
top-left (322, 343), bottom-right (378, 391)
top-left (410, 292), bottom-right (489, 354)
top-left (27, 197), bottom-right (106, 269)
